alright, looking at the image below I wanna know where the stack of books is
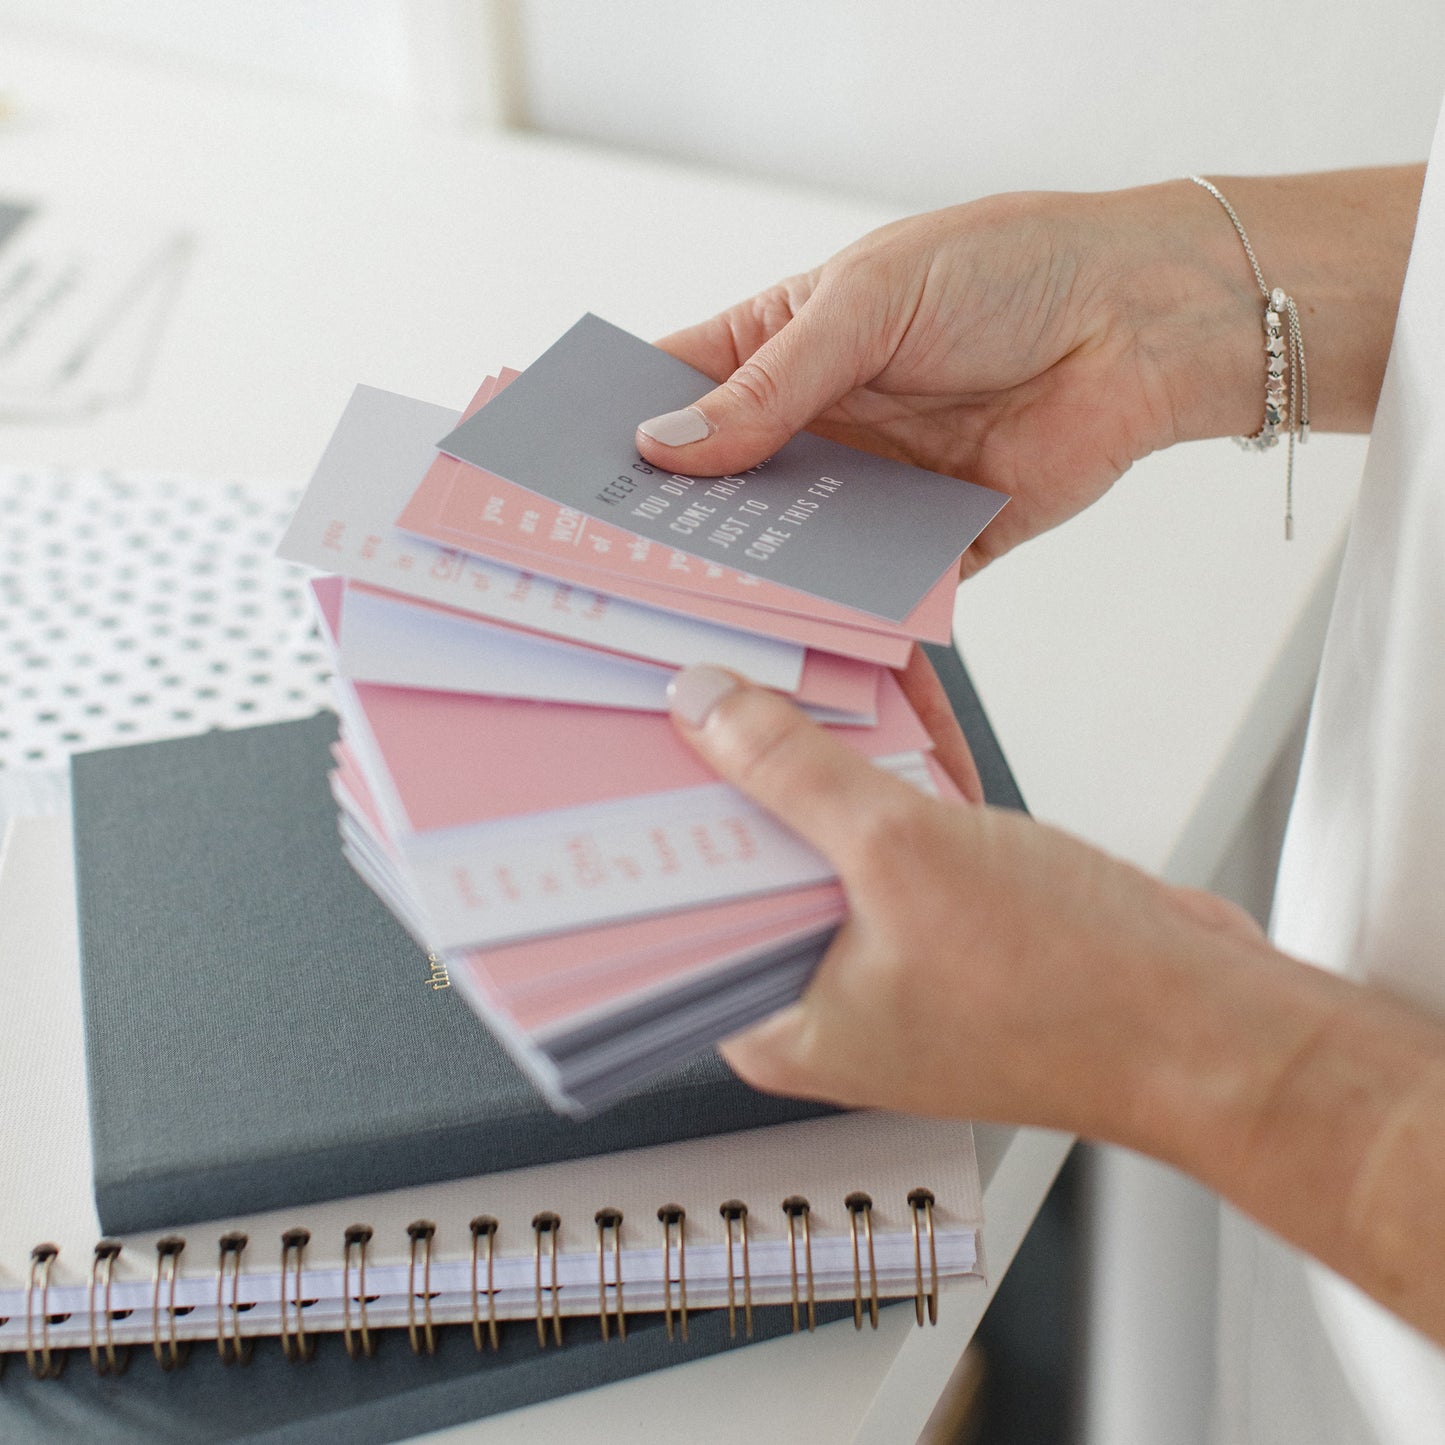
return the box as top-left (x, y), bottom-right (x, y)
top-left (0, 359), bottom-right (1020, 1424)
top-left (278, 314), bottom-right (1008, 1112)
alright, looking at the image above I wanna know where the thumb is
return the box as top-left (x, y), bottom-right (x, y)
top-left (666, 665), bottom-right (921, 881)
top-left (636, 298), bottom-right (864, 477)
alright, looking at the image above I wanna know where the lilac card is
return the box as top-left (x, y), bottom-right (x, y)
top-left (437, 314), bottom-right (1008, 622)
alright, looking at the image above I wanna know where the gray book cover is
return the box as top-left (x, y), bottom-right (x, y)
top-left (71, 711), bottom-right (833, 1236)
top-left (437, 314), bottom-right (1009, 623)
top-left (0, 1303), bottom-right (855, 1444)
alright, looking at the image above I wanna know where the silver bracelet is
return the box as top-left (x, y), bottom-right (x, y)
top-left (1188, 175), bottom-right (1310, 540)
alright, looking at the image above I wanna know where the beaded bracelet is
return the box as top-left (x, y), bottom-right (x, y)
top-left (1188, 175), bottom-right (1310, 539)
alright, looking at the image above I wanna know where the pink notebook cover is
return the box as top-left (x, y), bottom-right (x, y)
top-left (314, 575), bottom-right (931, 835)
top-left (395, 375), bottom-right (956, 662)
top-left (343, 578), bottom-right (882, 718)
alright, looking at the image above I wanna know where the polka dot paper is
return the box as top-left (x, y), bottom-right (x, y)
top-left (0, 466), bottom-right (331, 773)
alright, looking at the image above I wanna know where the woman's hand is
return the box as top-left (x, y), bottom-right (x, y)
top-left (637, 184), bottom-right (1261, 576)
top-left (668, 665), bottom-right (1445, 1345)
top-left (668, 665), bottom-right (1266, 1137)
top-left (637, 170), bottom-right (1420, 574)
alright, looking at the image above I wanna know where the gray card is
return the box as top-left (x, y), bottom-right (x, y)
top-left (437, 314), bottom-right (1008, 622)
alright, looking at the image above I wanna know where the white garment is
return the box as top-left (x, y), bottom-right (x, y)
top-left (1215, 97), bottom-right (1445, 1445)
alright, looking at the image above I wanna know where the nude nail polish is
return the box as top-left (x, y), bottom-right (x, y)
top-left (637, 406), bottom-right (714, 447)
top-left (667, 665), bottom-right (740, 727)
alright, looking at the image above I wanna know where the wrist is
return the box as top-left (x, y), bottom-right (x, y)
top-left (1098, 179), bottom-right (1271, 447)
top-left (1108, 168), bottom-right (1423, 446)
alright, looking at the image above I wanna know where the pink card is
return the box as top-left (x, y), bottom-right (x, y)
top-left (465, 905), bottom-right (843, 1034)
top-left (348, 664), bottom-right (929, 836)
top-left (314, 573), bottom-right (919, 836)
top-left (402, 460), bottom-right (920, 666)
top-left (393, 376), bottom-right (954, 665)
top-left (408, 371), bottom-right (956, 642)
top-left (407, 450), bottom-right (958, 641)
top-left (472, 882), bottom-right (844, 1000)
top-left (331, 744), bottom-right (845, 1029)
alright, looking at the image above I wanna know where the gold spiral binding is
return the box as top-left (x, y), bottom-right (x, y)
top-left (216, 1233), bottom-right (252, 1365)
top-left (908, 1188), bottom-right (939, 1326)
top-left (532, 1213), bottom-right (562, 1349)
top-left (657, 1204), bottom-right (687, 1343)
top-left (406, 1221), bottom-right (438, 1355)
top-left (88, 1240), bottom-right (129, 1376)
top-left (782, 1198), bottom-right (816, 1333)
top-left (151, 1236), bottom-right (188, 1371)
top-left (469, 1216), bottom-right (500, 1352)
top-left (279, 1228), bottom-right (313, 1363)
top-left (593, 1208), bottom-right (625, 1343)
top-left (719, 1201), bottom-right (752, 1340)
top-left (845, 1194), bottom-right (879, 1330)
top-left (26, 1243), bottom-right (63, 1379)
top-left (342, 1225), bottom-right (376, 1359)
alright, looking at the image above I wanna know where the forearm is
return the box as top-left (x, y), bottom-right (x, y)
top-left (1117, 922), bottom-right (1445, 1343)
top-left (1119, 165), bottom-right (1424, 442)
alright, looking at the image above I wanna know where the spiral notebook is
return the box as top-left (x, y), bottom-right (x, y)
top-left (0, 813), bottom-right (982, 1442)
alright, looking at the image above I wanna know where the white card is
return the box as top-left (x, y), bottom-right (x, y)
top-left (336, 583), bottom-right (874, 723)
top-left (338, 581), bottom-right (673, 710)
top-left (394, 753), bottom-right (938, 950)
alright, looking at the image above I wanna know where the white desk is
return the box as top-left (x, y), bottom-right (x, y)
top-left (0, 33), bottom-right (1364, 1443)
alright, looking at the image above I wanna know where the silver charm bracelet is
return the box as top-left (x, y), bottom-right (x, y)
top-left (1188, 174), bottom-right (1310, 539)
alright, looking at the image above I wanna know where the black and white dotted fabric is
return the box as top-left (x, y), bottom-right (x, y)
top-left (0, 466), bottom-right (331, 782)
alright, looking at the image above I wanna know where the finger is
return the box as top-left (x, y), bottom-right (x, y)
top-left (637, 287), bottom-right (871, 477)
top-left (720, 997), bottom-right (862, 1106)
top-left (652, 273), bottom-right (820, 384)
top-left (666, 665), bottom-right (923, 883)
top-left (650, 315), bottom-right (750, 386)
top-left (717, 1006), bottom-right (813, 1097)
top-left (895, 646), bottom-right (984, 805)
top-left (1164, 883), bottom-right (1267, 943)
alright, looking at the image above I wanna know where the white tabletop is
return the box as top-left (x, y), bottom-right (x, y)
top-left (0, 32), bottom-right (1364, 1443)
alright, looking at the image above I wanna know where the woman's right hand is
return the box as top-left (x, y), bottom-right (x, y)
top-left (636, 181), bottom-right (1268, 576)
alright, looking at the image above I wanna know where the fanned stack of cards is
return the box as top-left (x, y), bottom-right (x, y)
top-left (278, 315), bottom-right (1008, 1112)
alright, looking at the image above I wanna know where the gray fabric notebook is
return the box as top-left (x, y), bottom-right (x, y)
top-left (71, 711), bottom-right (833, 1236)
top-left (0, 1301), bottom-right (853, 1445)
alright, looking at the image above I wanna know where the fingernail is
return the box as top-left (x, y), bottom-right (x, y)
top-left (667, 665), bottom-right (740, 727)
top-left (638, 406), bottom-right (714, 447)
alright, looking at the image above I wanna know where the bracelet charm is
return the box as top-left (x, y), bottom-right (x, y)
top-left (1188, 176), bottom-right (1310, 538)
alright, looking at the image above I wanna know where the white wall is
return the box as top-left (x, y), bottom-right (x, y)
top-left (9, 1), bottom-right (1440, 206)
top-left (521, 0), bottom-right (1445, 207)
top-left (0, 0), bottom-right (412, 103)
